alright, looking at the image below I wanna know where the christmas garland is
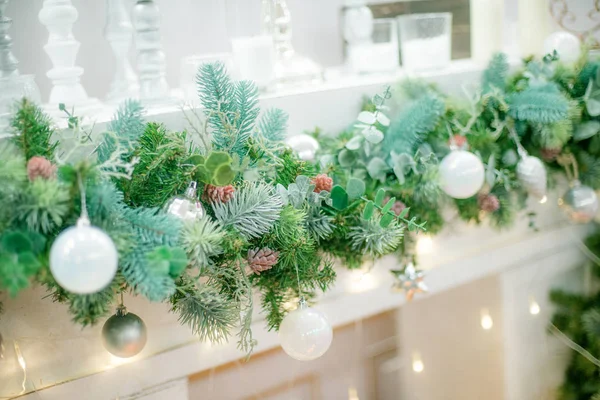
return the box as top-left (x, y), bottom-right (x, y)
top-left (2, 47), bottom-right (600, 367)
top-left (0, 63), bottom-right (424, 359)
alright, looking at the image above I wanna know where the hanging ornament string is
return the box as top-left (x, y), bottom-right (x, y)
top-left (76, 170), bottom-right (89, 223)
top-left (508, 125), bottom-right (528, 158)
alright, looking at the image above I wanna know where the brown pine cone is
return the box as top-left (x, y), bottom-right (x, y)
top-left (478, 194), bottom-right (500, 212)
top-left (312, 174), bottom-right (333, 193)
top-left (384, 196), bottom-right (408, 216)
top-left (449, 134), bottom-right (468, 149)
top-left (27, 156), bottom-right (56, 181)
top-left (247, 247), bottom-right (279, 274)
top-left (203, 184), bottom-right (235, 203)
top-left (540, 147), bottom-right (561, 162)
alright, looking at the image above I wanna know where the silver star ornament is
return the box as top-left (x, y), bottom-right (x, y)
top-left (392, 262), bottom-right (428, 301)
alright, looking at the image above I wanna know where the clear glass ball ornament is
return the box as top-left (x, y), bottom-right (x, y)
top-left (559, 181), bottom-right (599, 224)
top-left (285, 134), bottom-right (320, 161)
top-left (439, 149), bottom-right (485, 199)
top-left (102, 305), bottom-right (147, 358)
top-left (49, 217), bottom-right (118, 294)
top-left (278, 299), bottom-right (333, 361)
top-left (164, 181), bottom-right (204, 221)
top-left (544, 31), bottom-right (581, 63)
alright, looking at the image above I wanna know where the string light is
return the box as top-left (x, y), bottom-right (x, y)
top-left (412, 352), bottom-right (424, 373)
top-left (480, 309), bottom-right (493, 330)
top-left (529, 297), bottom-right (541, 315)
top-left (416, 235), bottom-right (433, 254)
top-left (348, 387), bottom-right (360, 400)
top-left (539, 195), bottom-right (548, 204)
top-left (347, 269), bottom-right (377, 293)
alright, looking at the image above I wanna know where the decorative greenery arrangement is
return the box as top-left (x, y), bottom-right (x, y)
top-left (0, 63), bottom-right (423, 355)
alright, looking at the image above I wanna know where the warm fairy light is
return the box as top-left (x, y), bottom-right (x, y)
top-left (347, 269), bottom-right (377, 293)
top-left (529, 297), bottom-right (541, 315)
top-left (416, 235), bottom-right (433, 254)
top-left (108, 354), bottom-right (137, 368)
top-left (480, 309), bottom-right (493, 330)
top-left (412, 352), bottom-right (424, 373)
top-left (540, 195), bottom-right (548, 204)
top-left (348, 387), bottom-right (360, 400)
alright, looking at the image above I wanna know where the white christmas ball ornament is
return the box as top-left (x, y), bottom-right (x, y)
top-left (544, 31), bottom-right (581, 63)
top-left (279, 301), bottom-right (333, 361)
top-left (517, 155), bottom-right (547, 199)
top-left (439, 150), bottom-right (485, 199)
top-left (50, 219), bottom-right (118, 294)
top-left (286, 134), bottom-right (320, 161)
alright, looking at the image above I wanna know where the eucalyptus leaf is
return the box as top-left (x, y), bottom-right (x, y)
top-left (331, 185), bottom-right (349, 210)
top-left (382, 197), bottom-right (395, 214)
top-left (363, 126), bottom-right (384, 144)
top-left (587, 98), bottom-right (600, 117)
top-left (393, 165), bottom-right (406, 184)
top-left (380, 213), bottom-right (395, 228)
top-left (574, 121), bottom-right (600, 141)
top-left (374, 188), bottom-right (385, 206)
top-left (346, 135), bottom-right (363, 150)
top-left (376, 112), bottom-right (390, 126)
top-left (363, 201), bottom-right (375, 220)
top-left (295, 175), bottom-right (312, 194)
top-left (276, 184), bottom-right (289, 205)
top-left (367, 157), bottom-right (388, 182)
top-left (346, 177), bottom-right (366, 200)
top-left (485, 155), bottom-right (496, 188)
top-left (357, 111), bottom-right (377, 124)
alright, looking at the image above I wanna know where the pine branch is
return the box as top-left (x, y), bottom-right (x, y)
top-left (232, 80), bottom-right (260, 155)
top-left (508, 84), bottom-right (569, 123)
top-left (97, 100), bottom-right (146, 163)
top-left (171, 277), bottom-right (238, 344)
top-left (11, 98), bottom-right (57, 160)
top-left (482, 53), bottom-right (509, 94)
top-left (259, 108), bottom-right (288, 143)
top-left (348, 218), bottom-right (404, 256)
top-left (181, 216), bottom-right (225, 267)
top-left (212, 182), bottom-right (283, 239)
top-left (384, 94), bottom-right (445, 156)
top-left (16, 179), bottom-right (70, 234)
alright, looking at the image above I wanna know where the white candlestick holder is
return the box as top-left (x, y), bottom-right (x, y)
top-left (105, 0), bottom-right (139, 103)
top-left (38, 0), bottom-right (100, 114)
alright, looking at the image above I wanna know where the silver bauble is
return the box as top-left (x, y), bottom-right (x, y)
top-left (102, 306), bottom-right (147, 358)
top-left (286, 134), bottom-right (320, 161)
top-left (516, 155), bottom-right (547, 199)
top-left (559, 181), bottom-right (599, 224)
top-left (164, 181), bottom-right (204, 221)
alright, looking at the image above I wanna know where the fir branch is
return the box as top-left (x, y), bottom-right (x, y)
top-left (16, 179), bottom-right (70, 234)
top-left (232, 80), bottom-right (260, 154)
top-left (181, 216), bottom-right (225, 267)
top-left (383, 93), bottom-right (445, 156)
top-left (508, 84), bottom-right (569, 123)
top-left (11, 98), bottom-right (57, 160)
top-left (212, 182), bottom-right (283, 239)
top-left (348, 218), bottom-right (404, 256)
top-left (97, 100), bottom-right (146, 163)
top-left (171, 277), bottom-right (238, 344)
top-left (259, 108), bottom-right (288, 143)
top-left (482, 53), bottom-right (509, 94)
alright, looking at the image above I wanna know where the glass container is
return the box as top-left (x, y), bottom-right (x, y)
top-left (397, 12), bottom-right (452, 71)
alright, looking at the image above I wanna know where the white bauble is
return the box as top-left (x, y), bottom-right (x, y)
top-left (279, 303), bottom-right (333, 361)
top-left (516, 155), bottom-right (547, 199)
top-left (286, 134), bottom-right (320, 161)
top-left (544, 31), bottom-right (581, 63)
top-left (50, 220), bottom-right (118, 294)
top-left (439, 150), bottom-right (485, 199)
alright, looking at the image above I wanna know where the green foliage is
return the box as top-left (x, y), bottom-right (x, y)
top-left (191, 151), bottom-right (235, 186)
top-left (171, 276), bottom-right (238, 344)
top-left (15, 178), bottom-right (70, 234)
top-left (482, 53), bottom-right (509, 94)
top-left (383, 93), bottom-right (445, 156)
top-left (11, 98), bottom-right (57, 160)
top-left (508, 84), bottom-right (569, 123)
top-left (121, 123), bottom-right (193, 208)
top-left (275, 149), bottom-right (316, 186)
top-left (259, 108), bottom-right (288, 143)
top-left (0, 230), bottom-right (45, 297)
top-left (348, 217), bottom-right (404, 256)
top-left (212, 182), bottom-right (283, 239)
top-left (97, 100), bottom-right (146, 163)
top-left (181, 217), bottom-right (225, 268)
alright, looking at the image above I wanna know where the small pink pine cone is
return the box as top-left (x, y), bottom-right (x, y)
top-left (478, 194), bottom-right (500, 212)
top-left (27, 156), bottom-right (56, 181)
top-left (312, 174), bottom-right (333, 193)
top-left (247, 248), bottom-right (280, 274)
top-left (203, 184), bottom-right (235, 203)
top-left (540, 147), bottom-right (561, 162)
top-left (449, 134), bottom-right (468, 149)
top-left (384, 196), bottom-right (408, 217)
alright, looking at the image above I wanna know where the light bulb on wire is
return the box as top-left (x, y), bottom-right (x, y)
top-left (412, 352), bottom-right (424, 373)
top-left (480, 309), bottom-right (493, 330)
top-left (416, 235), bottom-right (433, 254)
top-left (529, 297), bottom-right (541, 315)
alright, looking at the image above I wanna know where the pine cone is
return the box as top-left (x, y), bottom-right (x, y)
top-left (312, 174), bottom-right (333, 193)
top-left (478, 194), bottom-right (500, 212)
top-left (449, 134), bottom-right (468, 149)
top-left (203, 184), bottom-right (235, 203)
top-left (247, 248), bottom-right (279, 274)
top-left (27, 156), bottom-right (56, 181)
top-left (540, 147), bottom-right (561, 162)
top-left (384, 196), bottom-right (408, 216)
